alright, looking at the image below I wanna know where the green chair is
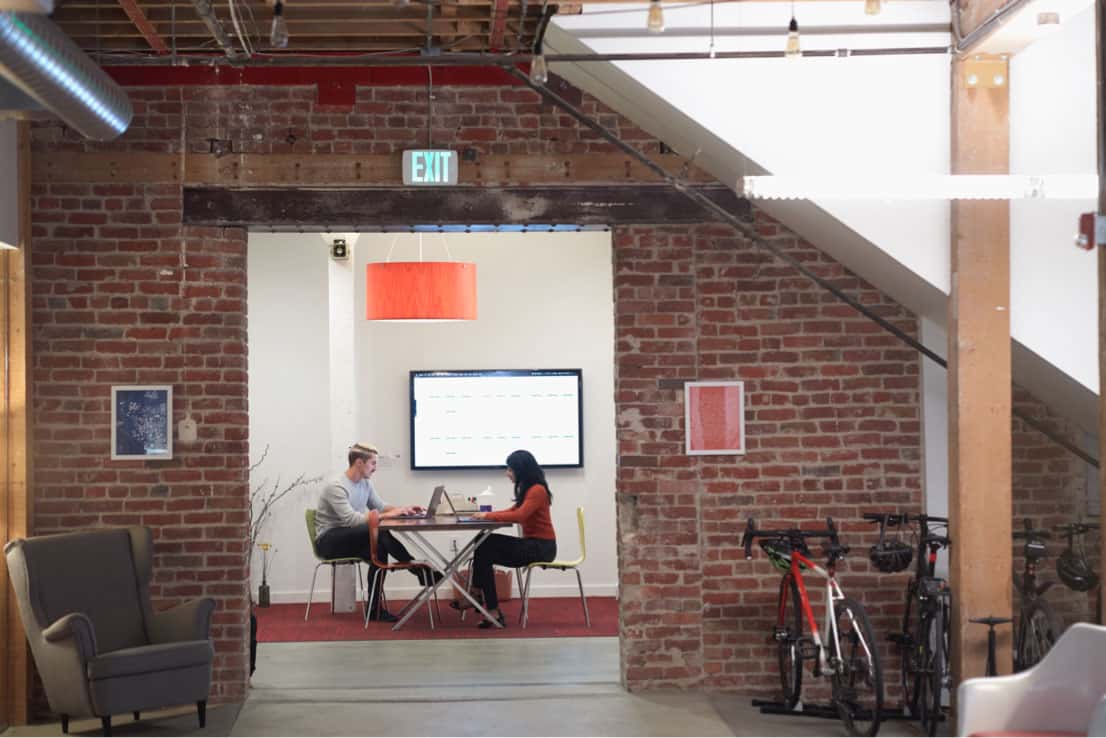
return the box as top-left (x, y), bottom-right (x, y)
top-left (304, 509), bottom-right (366, 621)
top-left (519, 506), bottom-right (590, 628)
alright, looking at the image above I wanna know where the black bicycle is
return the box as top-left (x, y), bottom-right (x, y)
top-left (1012, 518), bottom-right (1062, 672)
top-left (864, 512), bottom-right (950, 737)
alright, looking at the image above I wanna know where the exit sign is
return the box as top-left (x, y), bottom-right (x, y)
top-left (403, 149), bottom-right (458, 186)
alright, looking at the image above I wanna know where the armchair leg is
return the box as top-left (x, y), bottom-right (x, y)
top-left (198, 700), bottom-right (207, 728)
top-left (133, 711), bottom-right (140, 721)
top-left (101, 716), bottom-right (111, 736)
top-left (60, 714), bottom-right (69, 734)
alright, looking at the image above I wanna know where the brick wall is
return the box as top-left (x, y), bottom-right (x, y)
top-left (612, 217), bottom-right (923, 692)
top-left (1012, 386), bottom-right (1099, 629)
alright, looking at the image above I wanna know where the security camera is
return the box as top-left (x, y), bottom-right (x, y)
top-left (330, 238), bottom-right (349, 261)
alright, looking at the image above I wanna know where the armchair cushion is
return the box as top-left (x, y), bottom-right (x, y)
top-left (88, 640), bottom-right (213, 681)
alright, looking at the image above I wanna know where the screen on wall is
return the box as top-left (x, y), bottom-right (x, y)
top-left (410, 369), bottom-right (583, 470)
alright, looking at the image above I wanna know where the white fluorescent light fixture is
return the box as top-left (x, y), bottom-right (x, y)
top-left (740, 174), bottom-right (1099, 200)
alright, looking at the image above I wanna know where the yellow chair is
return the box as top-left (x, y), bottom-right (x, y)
top-left (304, 509), bottom-right (366, 621)
top-left (519, 506), bottom-right (590, 628)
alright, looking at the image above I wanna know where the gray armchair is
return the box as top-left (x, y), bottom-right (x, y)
top-left (4, 527), bottom-right (215, 736)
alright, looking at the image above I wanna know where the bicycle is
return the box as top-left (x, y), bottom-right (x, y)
top-left (742, 518), bottom-right (884, 737)
top-left (864, 512), bottom-right (950, 737)
top-left (1012, 518), bottom-right (1062, 672)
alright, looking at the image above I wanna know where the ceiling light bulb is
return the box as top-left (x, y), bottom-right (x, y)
top-left (269, 1), bottom-right (289, 48)
top-left (785, 17), bottom-right (800, 59)
top-left (530, 54), bottom-right (549, 85)
top-left (647, 0), bottom-right (665, 33)
top-left (864, 0), bottom-right (882, 14)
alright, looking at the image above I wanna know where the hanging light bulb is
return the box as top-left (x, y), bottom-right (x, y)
top-left (529, 54), bottom-right (549, 85)
top-left (864, 0), bottom-right (882, 14)
top-left (269, 0), bottom-right (289, 49)
top-left (785, 16), bottom-right (800, 58)
top-left (647, 0), bottom-right (665, 33)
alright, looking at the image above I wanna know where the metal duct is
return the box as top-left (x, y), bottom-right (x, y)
top-left (0, 11), bottom-right (132, 140)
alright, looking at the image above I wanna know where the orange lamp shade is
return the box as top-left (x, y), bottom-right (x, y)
top-left (365, 261), bottom-right (477, 321)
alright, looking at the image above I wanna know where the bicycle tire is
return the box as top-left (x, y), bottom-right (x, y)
top-left (777, 573), bottom-right (804, 710)
top-left (1016, 598), bottom-right (1062, 671)
top-left (898, 580), bottom-right (919, 717)
top-left (916, 603), bottom-right (948, 736)
top-left (831, 597), bottom-right (884, 737)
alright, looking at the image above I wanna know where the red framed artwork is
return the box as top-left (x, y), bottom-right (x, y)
top-left (685, 381), bottom-right (746, 455)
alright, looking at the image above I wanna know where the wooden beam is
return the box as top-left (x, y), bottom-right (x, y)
top-left (0, 122), bottom-right (32, 729)
top-left (488, 0), bottom-right (510, 50)
top-left (34, 151), bottom-right (714, 187)
top-left (948, 54), bottom-right (1012, 689)
top-left (117, 0), bottom-right (170, 53)
top-left (181, 184), bottom-right (750, 228)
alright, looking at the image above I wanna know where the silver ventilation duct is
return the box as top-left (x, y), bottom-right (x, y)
top-left (0, 11), bottom-right (132, 140)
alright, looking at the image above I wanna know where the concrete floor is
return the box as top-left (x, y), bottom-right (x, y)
top-left (4, 637), bottom-right (926, 736)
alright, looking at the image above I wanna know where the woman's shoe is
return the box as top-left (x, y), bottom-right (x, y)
top-left (477, 611), bottom-right (507, 629)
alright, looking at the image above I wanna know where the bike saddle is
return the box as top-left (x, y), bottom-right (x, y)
top-left (969, 616), bottom-right (1013, 626)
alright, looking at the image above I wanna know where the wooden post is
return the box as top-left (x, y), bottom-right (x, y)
top-left (948, 55), bottom-right (1013, 686)
top-left (1096, 0), bottom-right (1106, 627)
top-left (0, 121), bottom-right (31, 728)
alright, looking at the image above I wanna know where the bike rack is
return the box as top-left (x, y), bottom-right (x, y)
top-left (751, 699), bottom-right (930, 723)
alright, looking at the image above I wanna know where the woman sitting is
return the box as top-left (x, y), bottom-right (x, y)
top-left (460, 449), bottom-right (557, 628)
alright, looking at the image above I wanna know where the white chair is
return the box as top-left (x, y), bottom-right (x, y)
top-left (958, 622), bottom-right (1106, 737)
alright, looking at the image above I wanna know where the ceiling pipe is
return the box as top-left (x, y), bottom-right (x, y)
top-left (189, 0), bottom-right (248, 62)
top-left (0, 12), bottom-right (132, 140)
top-left (571, 22), bottom-right (952, 38)
top-left (93, 45), bottom-right (952, 68)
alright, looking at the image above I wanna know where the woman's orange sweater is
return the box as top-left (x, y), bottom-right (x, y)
top-left (483, 484), bottom-right (556, 540)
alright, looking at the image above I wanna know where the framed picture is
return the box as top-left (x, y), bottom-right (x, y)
top-left (111, 385), bottom-right (173, 460)
top-left (685, 381), bottom-right (746, 455)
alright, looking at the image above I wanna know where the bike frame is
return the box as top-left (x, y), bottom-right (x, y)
top-left (780, 548), bottom-right (875, 676)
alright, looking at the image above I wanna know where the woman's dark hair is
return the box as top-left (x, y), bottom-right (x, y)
top-left (506, 449), bottom-right (552, 506)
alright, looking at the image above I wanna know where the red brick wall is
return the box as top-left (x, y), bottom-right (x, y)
top-left (30, 79), bottom-right (929, 703)
top-left (1012, 387), bottom-right (1099, 629)
top-left (612, 217), bottom-right (923, 691)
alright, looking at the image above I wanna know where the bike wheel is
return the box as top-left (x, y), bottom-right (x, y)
top-left (915, 603), bottom-right (948, 736)
top-left (1016, 599), bottom-right (1062, 671)
top-left (899, 581), bottom-right (919, 717)
top-left (777, 574), bottom-right (804, 710)
top-left (831, 597), bottom-right (884, 737)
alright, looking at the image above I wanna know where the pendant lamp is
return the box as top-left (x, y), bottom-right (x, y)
top-left (365, 235), bottom-right (477, 321)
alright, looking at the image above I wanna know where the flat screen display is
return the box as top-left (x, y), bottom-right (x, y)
top-left (410, 369), bottom-right (583, 470)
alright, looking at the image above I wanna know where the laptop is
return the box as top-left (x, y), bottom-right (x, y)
top-left (394, 485), bottom-right (450, 519)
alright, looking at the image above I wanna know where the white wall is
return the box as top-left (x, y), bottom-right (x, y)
top-left (248, 231), bottom-right (618, 604)
top-left (1010, 6), bottom-right (1098, 392)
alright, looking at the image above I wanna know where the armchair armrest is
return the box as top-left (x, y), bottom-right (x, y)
top-left (1089, 696), bottom-right (1106, 737)
top-left (959, 672), bottom-right (1093, 736)
top-left (958, 672), bottom-right (1033, 736)
top-left (148, 598), bottom-right (215, 643)
top-left (42, 612), bottom-right (98, 661)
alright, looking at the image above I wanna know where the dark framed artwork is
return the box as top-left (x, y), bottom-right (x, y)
top-left (111, 385), bottom-right (173, 460)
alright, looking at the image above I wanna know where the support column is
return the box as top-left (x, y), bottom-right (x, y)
top-left (1096, 0), bottom-right (1106, 627)
top-left (0, 121), bottom-right (31, 728)
top-left (949, 55), bottom-right (1013, 685)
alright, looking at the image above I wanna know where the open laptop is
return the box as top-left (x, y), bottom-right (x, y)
top-left (394, 485), bottom-right (452, 519)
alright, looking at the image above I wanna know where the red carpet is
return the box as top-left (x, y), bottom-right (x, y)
top-left (256, 596), bottom-right (618, 642)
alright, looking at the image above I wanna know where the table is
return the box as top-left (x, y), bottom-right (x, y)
top-left (380, 516), bottom-right (510, 630)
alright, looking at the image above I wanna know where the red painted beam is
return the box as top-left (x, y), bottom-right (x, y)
top-left (104, 65), bottom-right (525, 91)
top-left (489, 0), bottom-right (510, 51)
top-left (117, 0), bottom-right (169, 55)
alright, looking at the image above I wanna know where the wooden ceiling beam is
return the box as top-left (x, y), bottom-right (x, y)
top-left (488, 0), bottom-right (509, 50)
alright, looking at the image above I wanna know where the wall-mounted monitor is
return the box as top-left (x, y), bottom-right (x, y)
top-left (410, 369), bottom-right (583, 470)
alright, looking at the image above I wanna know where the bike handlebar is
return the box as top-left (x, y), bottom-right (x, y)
top-left (1055, 522), bottom-right (1100, 535)
top-left (742, 518), bottom-right (839, 560)
top-left (1013, 517), bottom-right (1051, 540)
top-left (862, 511), bottom-right (949, 526)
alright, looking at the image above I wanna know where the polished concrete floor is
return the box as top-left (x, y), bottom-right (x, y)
top-left (4, 637), bottom-right (926, 736)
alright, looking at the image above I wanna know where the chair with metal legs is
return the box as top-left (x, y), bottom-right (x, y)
top-left (304, 509), bottom-right (366, 621)
top-left (519, 506), bottom-right (590, 628)
top-left (364, 510), bottom-right (441, 628)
